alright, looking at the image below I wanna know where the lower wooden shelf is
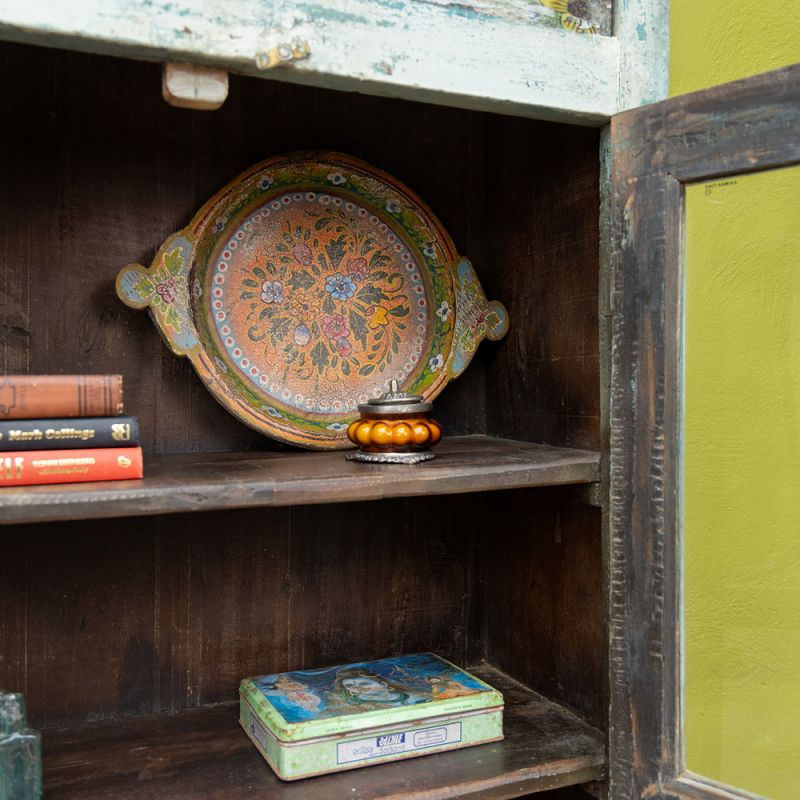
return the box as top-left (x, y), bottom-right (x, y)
top-left (0, 436), bottom-right (599, 524)
top-left (42, 666), bottom-right (604, 800)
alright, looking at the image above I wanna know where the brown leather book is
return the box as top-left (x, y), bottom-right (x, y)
top-left (0, 375), bottom-right (124, 419)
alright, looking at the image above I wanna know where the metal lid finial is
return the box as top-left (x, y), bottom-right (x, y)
top-left (356, 380), bottom-right (431, 413)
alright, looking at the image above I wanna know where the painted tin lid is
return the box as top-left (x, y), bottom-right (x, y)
top-left (239, 653), bottom-right (503, 742)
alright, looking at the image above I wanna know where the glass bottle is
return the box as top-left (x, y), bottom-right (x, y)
top-left (0, 693), bottom-right (42, 800)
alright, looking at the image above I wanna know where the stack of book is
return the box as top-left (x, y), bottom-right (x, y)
top-left (0, 375), bottom-right (143, 487)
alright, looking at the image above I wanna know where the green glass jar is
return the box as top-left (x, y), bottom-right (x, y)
top-left (0, 693), bottom-right (42, 800)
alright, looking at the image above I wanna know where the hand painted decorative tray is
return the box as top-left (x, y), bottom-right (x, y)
top-left (116, 152), bottom-right (508, 449)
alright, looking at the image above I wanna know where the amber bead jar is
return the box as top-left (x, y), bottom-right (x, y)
top-left (346, 381), bottom-right (442, 464)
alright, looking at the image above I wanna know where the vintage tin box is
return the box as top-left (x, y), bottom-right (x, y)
top-left (239, 653), bottom-right (504, 780)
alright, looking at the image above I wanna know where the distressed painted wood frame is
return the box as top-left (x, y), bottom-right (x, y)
top-left (0, 0), bottom-right (667, 124)
top-left (609, 63), bottom-right (800, 799)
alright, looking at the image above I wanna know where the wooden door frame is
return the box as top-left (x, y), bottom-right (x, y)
top-left (608, 63), bottom-right (800, 799)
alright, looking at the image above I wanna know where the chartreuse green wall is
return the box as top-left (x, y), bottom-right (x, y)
top-left (673, 1), bottom-right (800, 796)
top-left (670, 0), bottom-right (799, 95)
top-left (683, 167), bottom-right (800, 798)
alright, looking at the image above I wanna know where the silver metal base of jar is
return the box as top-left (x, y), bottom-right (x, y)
top-left (346, 450), bottom-right (435, 464)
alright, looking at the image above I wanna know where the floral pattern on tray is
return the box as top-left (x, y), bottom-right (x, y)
top-left (211, 193), bottom-right (433, 414)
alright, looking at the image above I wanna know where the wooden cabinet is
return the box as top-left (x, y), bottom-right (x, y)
top-left (0, 42), bottom-right (606, 799)
top-left (1, 10), bottom-right (794, 800)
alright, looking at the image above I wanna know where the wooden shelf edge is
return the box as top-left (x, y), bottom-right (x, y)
top-left (42, 665), bottom-right (605, 800)
top-left (0, 436), bottom-right (601, 525)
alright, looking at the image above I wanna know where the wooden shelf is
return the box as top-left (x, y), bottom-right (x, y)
top-left (42, 665), bottom-right (605, 800)
top-left (0, 1), bottom-right (622, 125)
top-left (0, 436), bottom-right (599, 525)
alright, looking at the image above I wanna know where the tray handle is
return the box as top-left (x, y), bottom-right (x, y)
top-left (448, 258), bottom-right (509, 379)
top-left (115, 234), bottom-right (200, 356)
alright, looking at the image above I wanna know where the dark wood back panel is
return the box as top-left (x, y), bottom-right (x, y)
top-left (481, 490), bottom-right (604, 729)
top-left (0, 496), bottom-right (480, 728)
top-left (0, 42), bottom-right (602, 733)
top-left (0, 42), bottom-right (489, 451)
top-left (0, 42), bottom-right (599, 453)
top-left (483, 116), bottom-right (601, 451)
top-left (0, 489), bottom-right (602, 731)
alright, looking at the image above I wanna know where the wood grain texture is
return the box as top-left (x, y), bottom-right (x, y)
top-left (615, 0), bottom-right (669, 110)
top-left (608, 63), bottom-right (800, 799)
top-left (482, 491), bottom-right (604, 729)
top-left (0, 437), bottom-right (600, 525)
top-left (285, 498), bottom-right (483, 670)
top-left (41, 666), bottom-right (604, 800)
top-left (611, 62), bottom-right (800, 183)
top-left (483, 117), bottom-right (601, 451)
top-left (0, 0), bottom-right (620, 125)
top-left (1, 495), bottom-right (479, 727)
top-left (0, 511), bottom-right (291, 725)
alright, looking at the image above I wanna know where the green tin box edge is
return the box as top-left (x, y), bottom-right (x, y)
top-left (239, 696), bottom-right (505, 781)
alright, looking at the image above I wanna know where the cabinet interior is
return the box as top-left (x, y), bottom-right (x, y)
top-left (0, 42), bottom-right (603, 797)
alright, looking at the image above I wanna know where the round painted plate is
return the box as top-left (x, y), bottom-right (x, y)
top-left (117, 152), bottom-right (508, 449)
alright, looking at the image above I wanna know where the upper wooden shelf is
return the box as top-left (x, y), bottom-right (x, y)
top-left (0, 436), bottom-right (599, 525)
top-left (0, 0), bottom-right (665, 124)
top-left (43, 665), bottom-right (605, 800)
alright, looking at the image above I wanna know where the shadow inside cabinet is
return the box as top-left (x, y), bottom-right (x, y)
top-left (0, 41), bottom-right (600, 456)
top-left (2, 490), bottom-right (604, 798)
top-left (0, 37), bottom-right (604, 800)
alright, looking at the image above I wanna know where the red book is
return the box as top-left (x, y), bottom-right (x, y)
top-left (0, 375), bottom-right (124, 420)
top-left (0, 447), bottom-right (143, 487)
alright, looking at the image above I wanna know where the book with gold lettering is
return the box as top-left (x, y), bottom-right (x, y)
top-left (0, 417), bottom-right (138, 451)
top-left (0, 447), bottom-right (143, 487)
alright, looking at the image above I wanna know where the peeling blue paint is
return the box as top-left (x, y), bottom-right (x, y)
top-left (372, 0), bottom-right (406, 10)
top-left (376, 19), bottom-right (393, 27)
top-left (441, 3), bottom-right (532, 25)
top-left (636, 22), bottom-right (646, 40)
top-left (446, 5), bottom-right (487, 21)
top-left (161, 2), bottom-right (191, 15)
top-left (296, 3), bottom-right (370, 25)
